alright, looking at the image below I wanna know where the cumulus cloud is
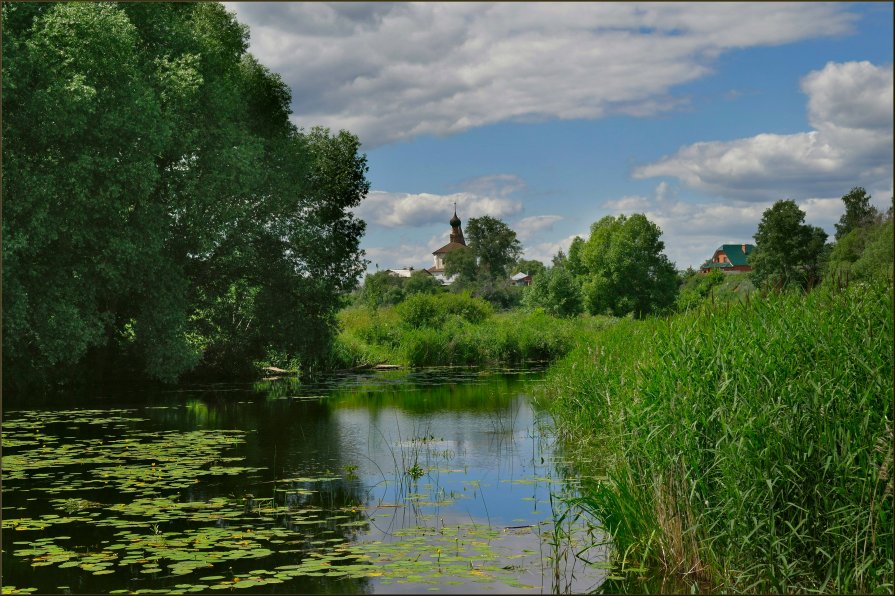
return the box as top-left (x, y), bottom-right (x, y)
top-left (355, 189), bottom-right (523, 228)
top-left (515, 215), bottom-right (563, 242)
top-left (634, 61), bottom-right (894, 202)
top-left (363, 241), bottom-right (440, 272)
top-left (225, 2), bottom-right (855, 146)
top-left (523, 233), bottom-right (587, 266)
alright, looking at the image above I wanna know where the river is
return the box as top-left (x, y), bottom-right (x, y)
top-left (1, 367), bottom-right (607, 594)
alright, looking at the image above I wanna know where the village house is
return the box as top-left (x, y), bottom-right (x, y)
top-left (700, 243), bottom-right (755, 273)
top-left (426, 206), bottom-right (469, 285)
top-left (510, 272), bottom-right (532, 286)
top-left (386, 267), bottom-right (426, 278)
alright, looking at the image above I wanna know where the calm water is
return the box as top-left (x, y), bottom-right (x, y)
top-left (2, 368), bottom-right (607, 594)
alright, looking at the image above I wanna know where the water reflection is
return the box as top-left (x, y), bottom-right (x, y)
top-left (1, 367), bottom-right (605, 594)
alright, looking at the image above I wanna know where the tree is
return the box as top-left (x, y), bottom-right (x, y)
top-left (834, 187), bottom-right (878, 241)
top-left (404, 270), bottom-right (444, 297)
top-left (464, 216), bottom-right (522, 280)
top-left (566, 236), bottom-right (587, 277)
top-left (578, 214), bottom-right (678, 317)
top-left (750, 200), bottom-right (828, 288)
top-left (522, 266), bottom-right (583, 317)
top-left (2, 3), bottom-right (368, 388)
top-left (443, 247), bottom-right (479, 284)
top-left (827, 210), bottom-right (894, 282)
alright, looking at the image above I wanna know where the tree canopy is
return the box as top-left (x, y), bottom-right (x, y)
top-left (834, 187), bottom-right (879, 241)
top-left (750, 200), bottom-right (828, 288)
top-left (462, 216), bottom-right (523, 280)
top-left (521, 265), bottom-right (583, 317)
top-left (577, 214), bottom-right (678, 317)
top-left (3, 3), bottom-right (368, 389)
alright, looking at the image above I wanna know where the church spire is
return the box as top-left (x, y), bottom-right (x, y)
top-left (449, 203), bottom-right (465, 245)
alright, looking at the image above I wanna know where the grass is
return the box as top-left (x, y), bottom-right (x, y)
top-left (541, 280), bottom-right (894, 593)
top-left (330, 297), bottom-right (615, 369)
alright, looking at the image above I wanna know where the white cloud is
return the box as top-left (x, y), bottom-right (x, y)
top-left (523, 233), bottom-right (587, 266)
top-left (603, 195), bottom-right (653, 212)
top-left (363, 243), bottom-right (436, 272)
top-left (356, 189), bottom-right (523, 228)
top-left (225, 2), bottom-right (855, 147)
top-left (515, 215), bottom-right (563, 242)
top-left (634, 61), bottom-right (894, 202)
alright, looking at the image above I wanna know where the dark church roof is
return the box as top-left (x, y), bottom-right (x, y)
top-left (432, 241), bottom-right (468, 255)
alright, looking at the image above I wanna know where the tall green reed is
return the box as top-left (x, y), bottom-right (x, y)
top-left (544, 281), bottom-right (894, 593)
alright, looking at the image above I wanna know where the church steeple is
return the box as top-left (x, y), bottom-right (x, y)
top-left (449, 203), bottom-right (465, 245)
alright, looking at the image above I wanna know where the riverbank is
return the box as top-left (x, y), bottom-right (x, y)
top-left (329, 293), bottom-right (615, 369)
top-left (540, 280), bottom-right (894, 593)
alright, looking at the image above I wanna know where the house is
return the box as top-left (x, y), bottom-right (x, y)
top-left (510, 272), bottom-right (532, 286)
top-left (386, 267), bottom-right (429, 278)
top-left (426, 206), bottom-right (469, 285)
top-left (700, 243), bottom-right (755, 273)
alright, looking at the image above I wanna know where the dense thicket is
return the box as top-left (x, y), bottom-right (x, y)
top-left (544, 281), bottom-right (893, 592)
top-left (2, 3), bottom-right (368, 390)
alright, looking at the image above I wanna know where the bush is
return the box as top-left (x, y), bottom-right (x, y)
top-left (521, 266), bottom-right (583, 317)
top-left (397, 292), bottom-right (493, 328)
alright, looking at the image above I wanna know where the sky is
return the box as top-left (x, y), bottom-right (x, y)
top-left (226, 2), bottom-right (894, 272)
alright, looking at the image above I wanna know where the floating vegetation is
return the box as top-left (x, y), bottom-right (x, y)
top-left (2, 369), bottom-right (605, 594)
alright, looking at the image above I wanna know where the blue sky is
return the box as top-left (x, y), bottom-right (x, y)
top-left (227, 2), bottom-right (893, 271)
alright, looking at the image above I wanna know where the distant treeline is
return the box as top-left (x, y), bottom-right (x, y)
top-left (355, 188), bottom-right (893, 320)
top-left (2, 3), bottom-right (369, 391)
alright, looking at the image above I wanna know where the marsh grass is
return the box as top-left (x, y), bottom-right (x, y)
top-left (332, 305), bottom-right (614, 369)
top-left (543, 281), bottom-right (894, 593)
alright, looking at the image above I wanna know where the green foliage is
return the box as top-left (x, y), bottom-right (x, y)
top-left (465, 278), bottom-right (524, 310)
top-left (827, 212), bottom-right (894, 283)
top-left (396, 293), bottom-right (492, 329)
top-left (578, 214), bottom-right (678, 317)
top-left (331, 299), bottom-right (614, 370)
top-left (359, 270), bottom-right (444, 311)
top-left (565, 236), bottom-right (587, 277)
top-left (512, 259), bottom-right (547, 279)
top-left (463, 216), bottom-right (522, 280)
top-left (3, 3), bottom-right (367, 388)
top-left (675, 269), bottom-right (724, 311)
top-left (360, 271), bottom-right (407, 310)
top-left (404, 270), bottom-right (443, 296)
top-left (544, 282), bottom-right (894, 592)
top-left (521, 266), bottom-right (583, 317)
top-left (834, 186), bottom-right (879, 241)
top-left (443, 247), bottom-right (478, 284)
top-left (750, 200), bottom-right (828, 289)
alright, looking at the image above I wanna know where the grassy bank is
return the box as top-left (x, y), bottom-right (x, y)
top-left (542, 281), bottom-right (893, 593)
top-left (330, 293), bottom-right (614, 369)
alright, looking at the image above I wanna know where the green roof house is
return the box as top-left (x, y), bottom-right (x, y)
top-left (700, 243), bottom-right (755, 273)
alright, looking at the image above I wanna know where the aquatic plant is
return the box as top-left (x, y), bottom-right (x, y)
top-left (543, 281), bottom-right (894, 592)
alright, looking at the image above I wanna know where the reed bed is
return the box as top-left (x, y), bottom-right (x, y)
top-left (543, 281), bottom-right (894, 593)
top-left (332, 301), bottom-right (614, 369)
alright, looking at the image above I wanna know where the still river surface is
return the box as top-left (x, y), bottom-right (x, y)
top-left (2, 367), bottom-right (607, 594)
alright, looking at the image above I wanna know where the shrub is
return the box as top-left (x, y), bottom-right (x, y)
top-left (397, 292), bottom-right (493, 328)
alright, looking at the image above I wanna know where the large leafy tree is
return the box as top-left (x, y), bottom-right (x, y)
top-left (3, 3), bottom-right (367, 388)
top-left (578, 214), bottom-right (678, 317)
top-left (834, 187), bottom-right (879, 241)
top-left (463, 216), bottom-right (522, 280)
top-left (750, 200), bottom-right (828, 288)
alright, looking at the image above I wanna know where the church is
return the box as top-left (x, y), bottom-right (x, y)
top-left (426, 206), bottom-right (469, 285)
